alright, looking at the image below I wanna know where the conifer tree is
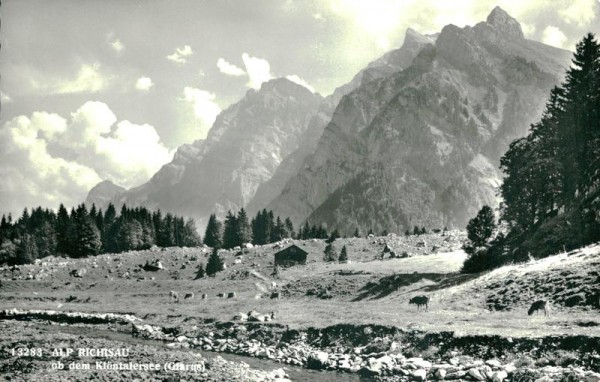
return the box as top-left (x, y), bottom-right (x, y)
top-left (206, 248), bottom-right (224, 276)
top-left (236, 208), bottom-right (252, 245)
top-left (326, 229), bottom-right (340, 243)
top-left (323, 243), bottom-right (337, 262)
top-left (56, 204), bottom-right (72, 254)
top-left (222, 211), bottom-right (238, 249)
top-left (339, 245), bottom-right (348, 263)
top-left (284, 217), bottom-right (295, 239)
top-left (204, 214), bottom-right (222, 248)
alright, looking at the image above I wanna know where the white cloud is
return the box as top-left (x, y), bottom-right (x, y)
top-left (559, 0), bottom-right (597, 26)
top-left (0, 102), bottom-right (173, 213)
top-left (242, 53), bottom-right (273, 89)
top-left (56, 63), bottom-right (105, 94)
top-left (285, 75), bottom-right (316, 93)
top-left (110, 39), bottom-right (125, 53)
top-left (217, 58), bottom-right (246, 76)
top-left (542, 26), bottom-right (568, 48)
top-left (167, 45), bottom-right (193, 64)
top-left (0, 113), bottom-right (102, 214)
top-left (135, 76), bottom-right (154, 91)
top-left (182, 87), bottom-right (222, 128)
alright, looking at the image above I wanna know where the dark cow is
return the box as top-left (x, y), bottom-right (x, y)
top-left (227, 292), bottom-right (237, 299)
top-left (184, 292), bottom-right (194, 299)
top-left (409, 295), bottom-right (430, 310)
top-left (270, 291), bottom-right (280, 299)
top-left (528, 300), bottom-right (549, 316)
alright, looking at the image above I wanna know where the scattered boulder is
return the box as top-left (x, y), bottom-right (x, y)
top-left (435, 368), bottom-right (447, 380)
top-left (70, 268), bottom-right (87, 278)
top-left (467, 368), bottom-right (486, 381)
top-left (307, 351), bottom-right (329, 369)
top-left (491, 370), bottom-right (508, 382)
top-left (143, 259), bottom-right (164, 271)
top-left (410, 369), bottom-right (427, 381)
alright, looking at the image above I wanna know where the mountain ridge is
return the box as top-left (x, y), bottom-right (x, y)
top-left (266, 7), bottom-right (571, 234)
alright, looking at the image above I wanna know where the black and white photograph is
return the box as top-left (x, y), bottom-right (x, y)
top-left (1, 1), bottom-right (600, 381)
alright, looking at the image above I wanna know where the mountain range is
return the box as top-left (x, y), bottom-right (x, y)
top-left (87, 7), bottom-right (572, 234)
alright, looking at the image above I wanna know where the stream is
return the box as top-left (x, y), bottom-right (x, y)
top-left (57, 325), bottom-right (372, 382)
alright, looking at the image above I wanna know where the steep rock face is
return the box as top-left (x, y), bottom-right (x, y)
top-left (247, 29), bottom-right (435, 216)
top-left (268, 8), bottom-right (571, 234)
top-left (103, 78), bottom-right (323, 225)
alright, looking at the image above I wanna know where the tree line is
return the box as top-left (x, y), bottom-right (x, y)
top-left (0, 203), bottom-right (201, 265)
top-left (204, 208), bottom-right (336, 249)
top-left (462, 34), bottom-right (600, 272)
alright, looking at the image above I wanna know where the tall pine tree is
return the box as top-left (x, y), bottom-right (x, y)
top-left (204, 214), bottom-right (222, 248)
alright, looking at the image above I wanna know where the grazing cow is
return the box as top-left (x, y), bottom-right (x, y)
top-left (528, 300), bottom-right (549, 316)
top-left (201, 293), bottom-right (208, 300)
top-left (270, 291), bottom-right (280, 299)
top-left (227, 292), bottom-right (236, 298)
top-left (170, 291), bottom-right (179, 302)
top-left (217, 293), bottom-right (225, 298)
top-left (131, 323), bottom-right (140, 338)
top-left (409, 295), bottom-right (430, 310)
top-left (184, 292), bottom-right (194, 299)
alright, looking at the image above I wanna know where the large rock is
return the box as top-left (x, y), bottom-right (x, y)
top-left (411, 369), bottom-right (427, 381)
top-left (307, 351), bottom-right (329, 369)
top-left (407, 358), bottom-right (433, 369)
top-left (491, 370), bottom-right (508, 382)
top-left (435, 368), bottom-right (447, 380)
top-left (467, 368), bottom-right (486, 381)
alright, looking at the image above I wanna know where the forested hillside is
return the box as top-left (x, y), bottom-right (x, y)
top-left (0, 204), bottom-right (200, 265)
top-left (462, 33), bottom-right (600, 272)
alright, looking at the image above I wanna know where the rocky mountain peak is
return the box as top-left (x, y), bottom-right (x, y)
top-left (486, 6), bottom-right (523, 39)
top-left (258, 77), bottom-right (318, 98)
top-left (85, 180), bottom-right (125, 209)
top-left (404, 28), bottom-right (433, 46)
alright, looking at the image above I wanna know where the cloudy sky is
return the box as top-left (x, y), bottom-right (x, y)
top-left (1, 0), bottom-right (599, 218)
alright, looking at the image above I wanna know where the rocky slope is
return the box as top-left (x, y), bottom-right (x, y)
top-left (91, 78), bottom-right (323, 225)
top-left (267, 7), bottom-right (572, 234)
top-left (245, 29), bottom-right (435, 216)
